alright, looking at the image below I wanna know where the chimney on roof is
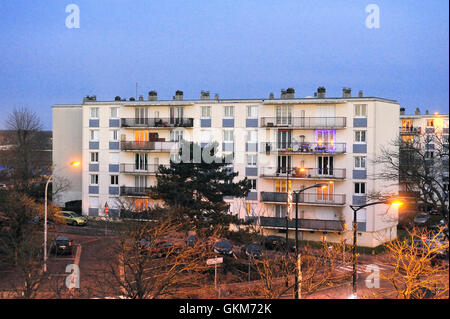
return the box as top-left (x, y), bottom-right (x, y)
top-left (269, 92), bottom-right (274, 99)
top-left (415, 107), bottom-right (421, 115)
top-left (148, 90), bottom-right (158, 101)
top-left (174, 90), bottom-right (184, 101)
top-left (285, 88), bottom-right (295, 99)
top-left (358, 90), bottom-right (363, 97)
top-left (214, 93), bottom-right (219, 100)
top-left (83, 95), bottom-right (96, 103)
top-left (129, 97), bottom-right (135, 101)
top-left (138, 95), bottom-right (144, 101)
top-left (425, 109), bottom-right (429, 115)
top-left (115, 96), bottom-right (121, 101)
top-left (317, 87), bottom-right (326, 98)
top-left (280, 89), bottom-right (286, 99)
top-left (400, 107), bottom-right (406, 115)
top-left (342, 88), bottom-right (352, 98)
top-left (200, 91), bottom-right (210, 100)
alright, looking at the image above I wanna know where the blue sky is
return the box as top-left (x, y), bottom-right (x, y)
top-left (0, 0), bottom-right (448, 129)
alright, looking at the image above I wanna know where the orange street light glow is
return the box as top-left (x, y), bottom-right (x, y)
top-left (300, 168), bottom-right (305, 172)
top-left (321, 185), bottom-right (328, 189)
top-left (391, 201), bottom-right (403, 207)
top-left (71, 161), bottom-right (81, 167)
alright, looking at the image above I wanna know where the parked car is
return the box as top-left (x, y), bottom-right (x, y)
top-left (55, 211), bottom-right (87, 226)
top-left (413, 213), bottom-right (431, 227)
top-left (51, 236), bottom-right (73, 256)
top-left (241, 243), bottom-right (263, 259)
top-left (139, 238), bottom-right (180, 257)
top-left (0, 183), bottom-right (7, 190)
top-left (214, 239), bottom-right (233, 256)
top-left (186, 235), bottom-right (197, 247)
top-left (263, 235), bottom-right (286, 250)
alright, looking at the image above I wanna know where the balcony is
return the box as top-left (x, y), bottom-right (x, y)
top-left (260, 192), bottom-right (346, 206)
top-left (399, 127), bottom-right (421, 135)
top-left (262, 142), bottom-right (346, 155)
top-left (259, 217), bottom-right (345, 232)
top-left (121, 141), bottom-right (179, 152)
top-left (120, 186), bottom-right (152, 197)
top-left (121, 118), bottom-right (194, 128)
top-left (261, 117), bottom-right (347, 129)
top-left (260, 167), bottom-right (346, 180)
top-left (120, 164), bottom-right (168, 175)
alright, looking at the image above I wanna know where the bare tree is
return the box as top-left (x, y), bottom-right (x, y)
top-left (377, 227), bottom-right (449, 299)
top-left (374, 131), bottom-right (449, 219)
top-left (4, 107), bottom-right (44, 189)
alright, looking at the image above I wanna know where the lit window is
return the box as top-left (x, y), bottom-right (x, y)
top-left (427, 119), bottom-right (434, 127)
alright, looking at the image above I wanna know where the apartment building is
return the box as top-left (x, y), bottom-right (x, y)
top-left (53, 87), bottom-right (401, 247)
top-left (399, 108), bottom-right (449, 207)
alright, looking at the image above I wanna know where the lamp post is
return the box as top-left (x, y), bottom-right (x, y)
top-left (293, 183), bottom-right (328, 299)
top-left (44, 161), bottom-right (81, 272)
top-left (349, 199), bottom-right (403, 298)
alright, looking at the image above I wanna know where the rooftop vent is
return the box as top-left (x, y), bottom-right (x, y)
top-left (400, 107), bottom-right (405, 115)
top-left (358, 90), bottom-right (363, 97)
top-left (83, 95), bottom-right (96, 102)
top-left (201, 91), bottom-right (210, 100)
top-left (425, 109), bottom-right (429, 115)
top-left (415, 107), bottom-right (421, 115)
top-left (130, 97), bottom-right (135, 101)
top-left (269, 92), bottom-right (274, 99)
top-left (214, 93), bottom-right (219, 100)
top-left (342, 88), bottom-right (352, 98)
top-left (174, 90), bottom-right (184, 101)
top-left (285, 88), bottom-right (295, 99)
top-left (317, 87), bottom-right (326, 98)
top-left (280, 89), bottom-right (287, 99)
top-left (138, 95), bottom-right (144, 101)
top-left (114, 96), bottom-right (121, 101)
top-left (148, 90), bottom-right (158, 101)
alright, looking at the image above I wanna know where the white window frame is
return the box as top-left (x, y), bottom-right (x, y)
top-left (201, 130), bottom-right (212, 144)
top-left (89, 196), bottom-right (99, 209)
top-left (247, 154), bottom-right (257, 167)
top-left (354, 182), bottom-right (367, 195)
top-left (170, 130), bottom-right (184, 142)
top-left (354, 104), bottom-right (367, 118)
top-left (354, 130), bottom-right (367, 144)
top-left (110, 152), bottom-right (120, 165)
top-left (223, 130), bottom-right (234, 143)
top-left (354, 156), bottom-right (366, 169)
top-left (90, 130), bottom-right (99, 142)
top-left (247, 130), bottom-right (258, 143)
top-left (110, 175), bottom-right (119, 186)
top-left (247, 105), bottom-right (258, 119)
top-left (110, 129), bottom-right (119, 141)
top-left (201, 106), bottom-right (211, 119)
top-left (90, 107), bottom-right (99, 119)
top-left (90, 174), bottom-right (99, 186)
top-left (249, 179), bottom-right (257, 191)
top-left (224, 105), bottom-right (235, 118)
top-left (90, 152), bottom-right (99, 163)
top-left (110, 107), bottom-right (119, 119)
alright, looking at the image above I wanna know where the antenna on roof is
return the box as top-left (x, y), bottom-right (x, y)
top-left (136, 82), bottom-right (138, 100)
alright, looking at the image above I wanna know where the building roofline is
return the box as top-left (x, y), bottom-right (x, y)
top-left (400, 114), bottom-right (449, 119)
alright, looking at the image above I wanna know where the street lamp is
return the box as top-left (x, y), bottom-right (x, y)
top-left (349, 198), bottom-right (403, 299)
top-left (44, 160), bottom-right (81, 272)
top-left (293, 182), bottom-right (329, 299)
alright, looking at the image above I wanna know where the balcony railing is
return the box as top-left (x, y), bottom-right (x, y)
top-left (121, 141), bottom-right (179, 152)
top-left (120, 186), bottom-right (152, 197)
top-left (259, 217), bottom-right (345, 232)
top-left (121, 118), bottom-right (194, 128)
top-left (120, 164), bottom-right (168, 174)
top-left (399, 127), bottom-right (421, 135)
top-left (260, 167), bottom-right (346, 179)
top-left (260, 192), bottom-right (346, 205)
top-left (262, 142), bottom-right (346, 154)
top-left (261, 117), bottom-right (347, 129)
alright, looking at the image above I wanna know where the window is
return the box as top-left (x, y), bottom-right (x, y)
top-left (224, 105), bottom-right (234, 118)
top-left (110, 153), bottom-right (120, 164)
top-left (110, 107), bottom-right (119, 119)
top-left (110, 130), bottom-right (119, 141)
top-left (354, 130), bottom-right (367, 143)
top-left (201, 106), bottom-right (211, 118)
top-left (425, 151), bottom-right (434, 159)
top-left (354, 156), bottom-right (366, 169)
top-left (90, 174), bottom-right (99, 185)
top-left (247, 154), bottom-right (257, 167)
top-left (90, 130), bottom-right (99, 141)
top-left (354, 182), bottom-right (366, 195)
top-left (89, 197), bottom-right (99, 209)
top-left (201, 130), bottom-right (212, 143)
top-left (249, 179), bottom-right (257, 191)
top-left (275, 205), bottom-right (287, 218)
top-left (426, 119), bottom-right (434, 127)
top-left (110, 175), bottom-right (119, 185)
top-left (247, 130), bottom-right (258, 143)
top-left (354, 104), bottom-right (367, 117)
top-left (276, 180), bottom-right (291, 193)
top-left (223, 130), bottom-right (234, 142)
top-left (247, 105), bottom-right (258, 118)
top-left (170, 130), bottom-right (184, 142)
top-left (90, 107), bottom-right (99, 119)
top-left (90, 152), bottom-right (99, 163)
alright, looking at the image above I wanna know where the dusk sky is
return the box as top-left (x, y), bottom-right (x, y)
top-left (0, 0), bottom-right (448, 130)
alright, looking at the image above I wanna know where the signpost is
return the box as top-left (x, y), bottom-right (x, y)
top-left (207, 256), bottom-right (223, 296)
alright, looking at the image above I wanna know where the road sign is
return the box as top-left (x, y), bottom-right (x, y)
top-left (206, 257), bottom-right (223, 265)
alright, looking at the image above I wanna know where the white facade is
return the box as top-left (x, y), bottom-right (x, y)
top-left (53, 90), bottom-right (402, 247)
